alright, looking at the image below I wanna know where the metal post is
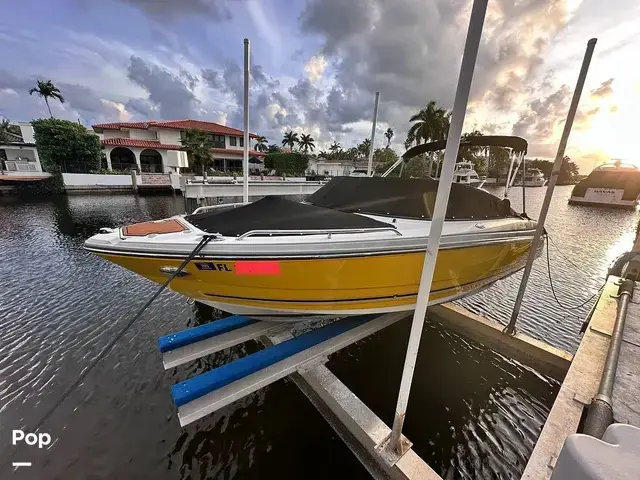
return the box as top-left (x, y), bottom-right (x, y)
top-left (242, 38), bottom-right (250, 204)
top-left (367, 92), bottom-right (380, 176)
top-left (504, 152), bottom-right (516, 197)
top-left (521, 154), bottom-right (526, 214)
top-left (387, 0), bottom-right (489, 455)
top-left (505, 38), bottom-right (597, 334)
top-left (583, 279), bottom-right (633, 437)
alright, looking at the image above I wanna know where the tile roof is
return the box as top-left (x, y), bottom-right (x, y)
top-left (101, 138), bottom-right (182, 150)
top-left (92, 119), bottom-right (257, 138)
top-left (211, 148), bottom-right (265, 157)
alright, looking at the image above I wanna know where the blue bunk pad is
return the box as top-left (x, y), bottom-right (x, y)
top-left (172, 315), bottom-right (376, 407)
top-left (158, 315), bottom-right (257, 353)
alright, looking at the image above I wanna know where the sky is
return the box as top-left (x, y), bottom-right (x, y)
top-left (1, 0), bottom-right (640, 173)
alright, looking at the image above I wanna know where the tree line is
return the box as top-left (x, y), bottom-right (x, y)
top-left (2, 79), bottom-right (581, 182)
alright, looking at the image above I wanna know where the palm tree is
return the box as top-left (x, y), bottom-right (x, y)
top-left (406, 101), bottom-right (450, 146)
top-left (384, 128), bottom-right (394, 148)
top-left (254, 135), bottom-right (268, 152)
top-left (329, 141), bottom-right (341, 153)
top-left (29, 80), bottom-right (65, 117)
top-left (299, 133), bottom-right (315, 153)
top-left (182, 129), bottom-right (213, 178)
top-left (282, 131), bottom-right (299, 150)
top-left (0, 119), bottom-right (14, 143)
top-left (357, 138), bottom-right (371, 159)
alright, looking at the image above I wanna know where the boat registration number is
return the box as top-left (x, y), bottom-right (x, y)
top-left (195, 262), bottom-right (232, 272)
top-left (194, 261), bottom-right (281, 275)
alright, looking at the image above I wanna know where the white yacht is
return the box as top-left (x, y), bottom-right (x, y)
top-left (569, 161), bottom-right (640, 209)
top-left (453, 161), bottom-right (483, 187)
top-left (513, 168), bottom-right (546, 187)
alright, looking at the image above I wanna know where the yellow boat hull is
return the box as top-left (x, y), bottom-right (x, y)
top-left (97, 239), bottom-right (531, 316)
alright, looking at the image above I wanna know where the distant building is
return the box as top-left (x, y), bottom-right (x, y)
top-left (92, 120), bottom-right (265, 173)
top-left (0, 122), bottom-right (48, 180)
top-left (307, 157), bottom-right (367, 177)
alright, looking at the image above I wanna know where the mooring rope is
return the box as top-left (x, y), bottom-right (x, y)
top-left (33, 234), bottom-right (214, 431)
top-left (545, 234), bottom-right (605, 311)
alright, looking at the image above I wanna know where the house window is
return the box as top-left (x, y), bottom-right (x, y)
top-left (207, 134), bottom-right (225, 148)
top-left (229, 136), bottom-right (237, 147)
top-left (239, 136), bottom-right (244, 147)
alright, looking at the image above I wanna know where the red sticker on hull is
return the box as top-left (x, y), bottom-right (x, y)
top-left (235, 261), bottom-right (281, 275)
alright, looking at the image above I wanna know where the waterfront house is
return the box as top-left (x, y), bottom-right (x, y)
top-left (0, 122), bottom-right (49, 181)
top-left (92, 120), bottom-right (265, 174)
top-left (307, 157), bottom-right (368, 177)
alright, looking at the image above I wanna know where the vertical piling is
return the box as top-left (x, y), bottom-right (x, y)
top-left (506, 38), bottom-right (598, 334)
top-left (367, 92), bottom-right (380, 177)
top-left (387, 0), bottom-right (489, 455)
top-left (242, 38), bottom-right (250, 205)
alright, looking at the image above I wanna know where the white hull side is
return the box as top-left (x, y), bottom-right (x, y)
top-left (568, 196), bottom-right (638, 209)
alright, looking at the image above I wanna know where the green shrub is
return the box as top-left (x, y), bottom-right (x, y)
top-left (32, 118), bottom-right (101, 173)
top-left (264, 152), bottom-right (308, 175)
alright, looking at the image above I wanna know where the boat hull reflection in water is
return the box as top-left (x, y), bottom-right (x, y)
top-left (85, 177), bottom-right (540, 320)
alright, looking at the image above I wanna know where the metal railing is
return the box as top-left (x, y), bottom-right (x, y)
top-left (191, 203), bottom-right (245, 215)
top-left (236, 227), bottom-right (402, 240)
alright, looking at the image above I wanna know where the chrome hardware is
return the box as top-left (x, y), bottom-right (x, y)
top-left (160, 266), bottom-right (190, 277)
top-left (99, 227), bottom-right (115, 234)
top-left (191, 203), bottom-right (245, 215)
top-left (236, 227), bottom-right (402, 240)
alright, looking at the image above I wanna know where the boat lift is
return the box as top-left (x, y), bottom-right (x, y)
top-left (153, 3), bottom-right (597, 478)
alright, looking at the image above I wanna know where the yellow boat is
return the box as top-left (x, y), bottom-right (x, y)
top-left (84, 175), bottom-right (539, 321)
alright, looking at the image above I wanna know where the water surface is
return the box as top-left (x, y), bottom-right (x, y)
top-left (0, 186), bottom-right (635, 478)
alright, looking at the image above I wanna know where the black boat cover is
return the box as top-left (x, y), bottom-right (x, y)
top-left (185, 195), bottom-right (394, 236)
top-left (185, 177), bottom-right (515, 236)
top-left (307, 177), bottom-right (515, 219)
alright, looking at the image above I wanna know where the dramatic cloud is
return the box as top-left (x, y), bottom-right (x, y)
top-left (590, 78), bottom-right (614, 98)
top-left (512, 85), bottom-right (572, 139)
top-left (512, 83), bottom-right (603, 157)
top-left (127, 56), bottom-right (200, 118)
top-left (298, 0), bottom-right (571, 149)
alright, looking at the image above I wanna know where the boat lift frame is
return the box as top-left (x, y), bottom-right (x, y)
top-left (153, 4), bottom-right (598, 477)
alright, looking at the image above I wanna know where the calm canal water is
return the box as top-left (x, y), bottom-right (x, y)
top-left (0, 186), bottom-right (636, 479)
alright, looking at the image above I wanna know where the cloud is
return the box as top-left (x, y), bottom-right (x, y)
top-left (297, 0), bottom-right (571, 150)
top-left (512, 85), bottom-right (571, 139)
top-left (0, 69), bottom-right (133, 123)
top-left (590, 78), bottom-right (614, 98)
top-left (127, 56), bottom-right (200, 118)
top-left (115, 0), bottom-right (232, 21)
top-left (304, 55), bottom-right (328, 81)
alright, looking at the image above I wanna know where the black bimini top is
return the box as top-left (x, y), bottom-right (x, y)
top-left (185, 177), bottom-right (515, 236)
top-left (402, 135), bottom-right (528, 162)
